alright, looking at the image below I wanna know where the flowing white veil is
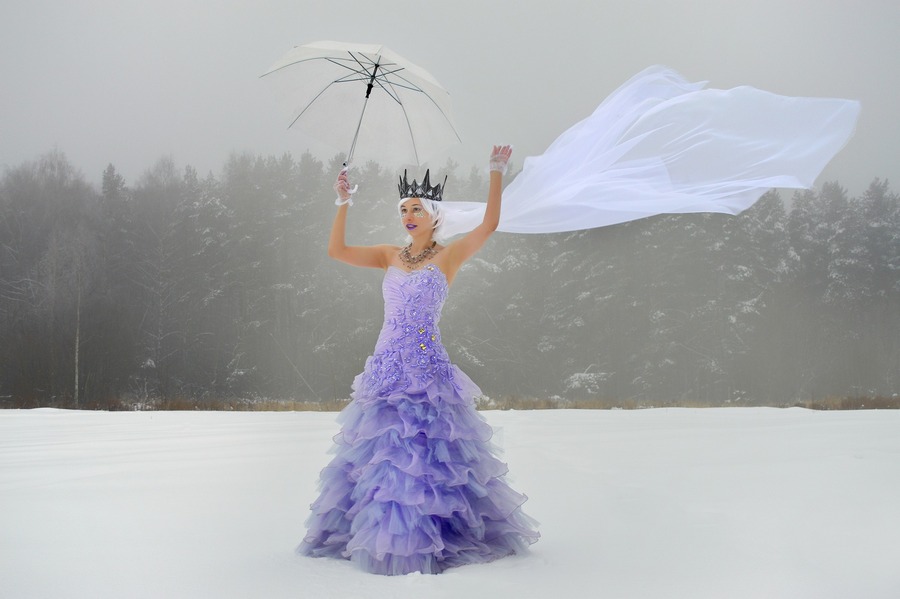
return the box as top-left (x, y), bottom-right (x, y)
top-left (437, 66), bottom-right (860, 239)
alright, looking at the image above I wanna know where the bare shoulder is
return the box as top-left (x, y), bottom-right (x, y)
top-left (380, 243), bottom-right (403, 269)
top-left (430, 243), bottom-right (459, 283)
top-left (375, 244), bottom-right (400, 267)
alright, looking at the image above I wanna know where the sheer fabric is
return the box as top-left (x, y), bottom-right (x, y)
top-left (438, 66), bottom-right (860, 239)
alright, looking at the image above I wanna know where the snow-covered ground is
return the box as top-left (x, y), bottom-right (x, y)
top-left (2, 407), bottom-right (898, 599)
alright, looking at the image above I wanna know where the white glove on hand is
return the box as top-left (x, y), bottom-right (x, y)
top-left (334, 168), bottom-right (357, 206)
top-left (489, 145), bottom-right (513, 175)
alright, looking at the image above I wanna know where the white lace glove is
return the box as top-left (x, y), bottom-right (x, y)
top-left (333, 167), bottom-right (357, 206)
top-left (489, 144), bottom-right (513, 175)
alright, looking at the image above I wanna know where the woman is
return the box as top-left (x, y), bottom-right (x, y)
top-left (297, 145), bottom-right (541, 576)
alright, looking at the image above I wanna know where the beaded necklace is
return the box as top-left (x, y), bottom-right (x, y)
top-left (399, 241), bottom-right (438, 269)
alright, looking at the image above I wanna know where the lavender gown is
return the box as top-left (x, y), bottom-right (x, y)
top-left (298, 264), bottom-right (540, 575)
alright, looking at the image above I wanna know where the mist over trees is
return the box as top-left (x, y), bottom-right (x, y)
top-left (1, 150), bottom-right (898, 409)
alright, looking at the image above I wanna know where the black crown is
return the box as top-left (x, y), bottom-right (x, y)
top-left (398, 169), bottom-right (446, 202)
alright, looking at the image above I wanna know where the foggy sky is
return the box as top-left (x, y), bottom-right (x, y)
top-left (2, 0), bottom-right (898, 195)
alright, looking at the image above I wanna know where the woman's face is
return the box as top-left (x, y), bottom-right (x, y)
top-left (399, 198), bottom-right (433, 237)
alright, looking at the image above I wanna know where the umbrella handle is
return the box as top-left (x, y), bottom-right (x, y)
top-left (335, 165), bottom-right (358, 206)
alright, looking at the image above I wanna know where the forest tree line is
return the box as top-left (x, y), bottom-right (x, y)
top-left (1, 149), bottom-right (898, 409)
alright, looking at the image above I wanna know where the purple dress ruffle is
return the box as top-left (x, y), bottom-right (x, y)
top-left (297, 264), bottom-right (540, 575)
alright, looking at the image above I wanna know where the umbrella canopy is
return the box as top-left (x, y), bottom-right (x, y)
top-left (261, 41), bottom-right (461, 167)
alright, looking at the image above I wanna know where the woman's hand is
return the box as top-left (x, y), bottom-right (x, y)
top-left (489, 145), bottom-right (513, 175)
top-left (334, 170), bottom-right (352, 201)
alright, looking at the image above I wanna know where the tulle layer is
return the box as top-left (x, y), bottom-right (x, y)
top-left (353, 351), bottom-right (478, 408)
top-left (338, 365), bottom-right (493, 444)
top-left (297, 362), bottom-right (540, 575)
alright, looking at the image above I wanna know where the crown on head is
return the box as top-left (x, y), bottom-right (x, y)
top-left (398, 169), bottom-right (446, 202)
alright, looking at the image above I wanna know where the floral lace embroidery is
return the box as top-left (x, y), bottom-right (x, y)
top-left (363, 265), bottom-right (454, 397)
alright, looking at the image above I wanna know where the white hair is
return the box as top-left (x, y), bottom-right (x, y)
top-left (397, 197), bottom-right (446, 243)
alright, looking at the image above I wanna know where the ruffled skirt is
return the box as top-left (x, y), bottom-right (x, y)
top-left (297, 359), bottom-right (540, 575)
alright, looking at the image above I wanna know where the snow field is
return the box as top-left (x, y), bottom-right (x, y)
top-left (1, 407), bottom-right (898, 598)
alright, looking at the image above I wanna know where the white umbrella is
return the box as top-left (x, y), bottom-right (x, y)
top-left (261, 40), bottom-right (461, 168)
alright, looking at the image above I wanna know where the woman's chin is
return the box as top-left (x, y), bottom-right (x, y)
top-left (404, 226), bottom-right (428, 238)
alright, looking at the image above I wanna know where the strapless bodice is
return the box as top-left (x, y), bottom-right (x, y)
top-left (358, 264), bottom-right (452, 400)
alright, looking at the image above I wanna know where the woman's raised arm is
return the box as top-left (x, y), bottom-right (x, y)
top-left (327, 171), bottom-right (391, 269)
top-left (444, 145), bottom-right (512, 270)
